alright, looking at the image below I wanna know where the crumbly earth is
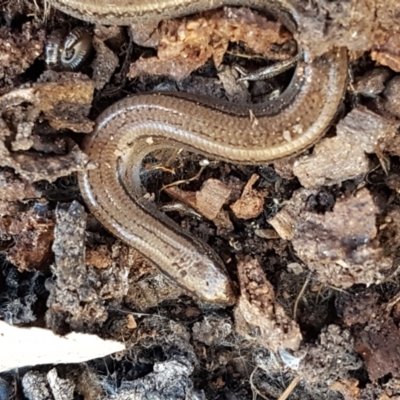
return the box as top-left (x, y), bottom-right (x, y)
top-left (1, 1), bottom-right (400, 399)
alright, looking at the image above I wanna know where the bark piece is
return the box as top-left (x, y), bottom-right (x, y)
top-left (293, 107), bottom-right (398, 188)
top-left (335, 106), bottom-right (398, 153)
top-left (294, 136), bottom-right (369, 189)
top-left (268, 189), bottom-right (315, 240)
top-left (46, 202), bottom-right (131, 331)
top-left (271, 188), bottom-right (392, 288)
top-left (92, 28), bottom-right (120, 90)
top-left (213, 209), bottom-right (234, 232)
top-left (234, 256), bottom-right (302, 352)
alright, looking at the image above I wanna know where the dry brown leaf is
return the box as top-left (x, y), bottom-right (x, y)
top-left (129, 7), bottom-right (292, 80)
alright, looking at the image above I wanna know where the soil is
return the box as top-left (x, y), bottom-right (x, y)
top-left (1, 0), bottom-right (400, 399)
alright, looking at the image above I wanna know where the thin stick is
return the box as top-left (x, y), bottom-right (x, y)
top-left (293, 272), bottom-right (312, 321)
top-left (249, 367), bottom-right (269, 400)
top-left (387, 291), bottom-right (400, 310)
top-left (277, 376), bottom-right (300, 400)
top-left (160, 166), bottom-right (205, 192)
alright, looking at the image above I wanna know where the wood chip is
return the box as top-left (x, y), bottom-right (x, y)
top-left (165, 178), bottom-right (231, 221)
top-left (127, 314), bottom-right (137, 330)
top-left (230, 174), bottom-right (265, 219)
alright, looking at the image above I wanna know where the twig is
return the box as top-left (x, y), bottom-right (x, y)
top-left (387, 291), bottom-right (400, 310)
top-left (249, 367), bottom-right (269, 400)
top-left (160, 166), bottom-right (205, 192)
top-left (325, 284), bottom-right (348, 294)
top-left (277, 376), bottom-right (300, 400)
top-left (293, 272), bottom-right (312, 321)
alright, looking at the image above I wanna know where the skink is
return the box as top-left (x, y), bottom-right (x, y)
top-left (50, 0), bottom-right (348, 306)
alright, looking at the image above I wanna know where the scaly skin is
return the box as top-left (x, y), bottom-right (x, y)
top-left (50, 0), bottom-right (348, 305)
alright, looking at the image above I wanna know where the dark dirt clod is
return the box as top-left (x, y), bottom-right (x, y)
top-left (384, 75), bottom-right (400, 118)
top-left (107, 358), bottom-right (204, 400)
top-left (356, 317), bottom-right (400, 381)
top-left (192, 315), bottom-right (233, 346)
top-left (0, 202), bottom-right (54, 272)
top-left (46, 202), bottom-right (132, 332)
top-left (339, 290), bottom-right (400, 382)
top-left (353, 67), bottom-right (392, 98)
top-left (299, 325), bottom-right (362, 390)
top-left (0, 22), bottom-right (44, 95)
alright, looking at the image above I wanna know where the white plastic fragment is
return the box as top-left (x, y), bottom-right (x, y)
top-left (0, 320), bottom-right (125, 372)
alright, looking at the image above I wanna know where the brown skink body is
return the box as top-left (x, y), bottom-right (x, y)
top-left (51, 0), bottom-right (348, 306)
